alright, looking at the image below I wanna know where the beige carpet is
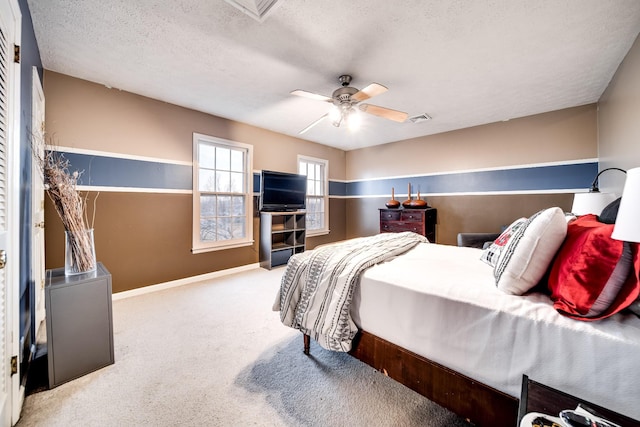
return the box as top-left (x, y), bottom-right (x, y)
top-left (17, 267), bottom-right (471, 427)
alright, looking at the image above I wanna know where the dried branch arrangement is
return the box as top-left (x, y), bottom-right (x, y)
top-left (33, 144), bottom-right (98, 274)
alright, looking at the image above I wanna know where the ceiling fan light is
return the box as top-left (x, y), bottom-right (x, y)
top-left (329, 106), bottom-right (342, 126)
top-left (347, 108), bottom-right (361, 131)
top-left (294, 75), bottom-right (407, 132)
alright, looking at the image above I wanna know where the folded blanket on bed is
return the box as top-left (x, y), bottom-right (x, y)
top-left (274, 231), bottom-right (427, 352)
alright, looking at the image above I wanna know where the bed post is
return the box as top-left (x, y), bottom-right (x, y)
top-left (303, 334), bottom-right (310, 355)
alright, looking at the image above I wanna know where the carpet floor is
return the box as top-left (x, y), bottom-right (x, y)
top-left (17, 266), bottom-right (471, 427)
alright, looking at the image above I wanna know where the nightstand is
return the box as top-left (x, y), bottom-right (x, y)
top-left (45, 263), bottom-right (114, 388)
top-left (519, 375), bottom-right (639, 427)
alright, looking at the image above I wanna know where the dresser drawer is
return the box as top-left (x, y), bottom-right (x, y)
top-left (379, 207), bottom-right (437, 241)
top-left (401, 210), bottom-right (424, 222)
top-left (380, 210), bottom-right (401, 221)
top-left (381, 222), bottom-right (425, 234)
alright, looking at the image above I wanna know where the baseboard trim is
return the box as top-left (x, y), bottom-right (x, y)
top-left (112, 263), bottom-right (261, 301)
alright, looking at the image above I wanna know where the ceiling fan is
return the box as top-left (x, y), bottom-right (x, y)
top-left (291, 75), bottom-right (409, 134)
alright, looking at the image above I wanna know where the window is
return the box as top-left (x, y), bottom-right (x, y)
top-left (193, 133), bottom-right (253, 253)
top-left (298, 156), bottom-right (329, 235)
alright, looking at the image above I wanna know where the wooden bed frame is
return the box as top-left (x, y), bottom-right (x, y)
top-left (303, 332), bottom-right (519, 427)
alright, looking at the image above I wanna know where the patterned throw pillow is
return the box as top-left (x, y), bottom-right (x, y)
top-left (494, 207), bottom-right (568, 295)
top-left (480, 218), bottom-right (527, 267)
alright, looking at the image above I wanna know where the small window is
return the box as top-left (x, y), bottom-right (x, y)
top-left (298, 156), bottom-right (329, 235)
top-left (193, 133), bottom-right (253, 253)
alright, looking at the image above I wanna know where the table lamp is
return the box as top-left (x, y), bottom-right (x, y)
top-left (611, 167), bottom-right (640, 243)
top-left (571, 192), bottom-right (618, 216)
top-left (571, 167), bottom-right (626, 215)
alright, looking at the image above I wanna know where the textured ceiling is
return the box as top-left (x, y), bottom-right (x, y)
top-left (27, 0), bottom-right (640, 151)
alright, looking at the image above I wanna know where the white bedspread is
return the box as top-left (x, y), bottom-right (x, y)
top-left (351, 243), bottom-right (640, 420)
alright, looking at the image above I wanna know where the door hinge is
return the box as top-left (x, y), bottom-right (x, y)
top-left (13, 45), bottom-right (20, 63)
top-left (10, 356), bottom-right (17, 375)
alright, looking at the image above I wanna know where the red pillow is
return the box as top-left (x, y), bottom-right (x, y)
top-left (548, 214), bottom-right (640, 320)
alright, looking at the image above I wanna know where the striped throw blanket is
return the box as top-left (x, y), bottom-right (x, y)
top-left (274, 232), bottom-right (427, 352)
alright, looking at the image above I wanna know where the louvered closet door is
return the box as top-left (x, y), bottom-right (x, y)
top-left (0, 0), bottom-right (20, 424)
top-left (0, 12), bottom-right (10, 427)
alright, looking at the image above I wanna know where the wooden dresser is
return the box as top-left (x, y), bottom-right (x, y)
top-left (379, 208), bottom-right (437, 243)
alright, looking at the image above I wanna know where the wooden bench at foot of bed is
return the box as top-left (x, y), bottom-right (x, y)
top-left (303, 331), bottom-right (519, 427)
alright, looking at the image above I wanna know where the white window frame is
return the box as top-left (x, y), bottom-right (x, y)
top-left (192, 133), bottom-right (253, 253)
top-left (298, 155), bottom-right (329, 236)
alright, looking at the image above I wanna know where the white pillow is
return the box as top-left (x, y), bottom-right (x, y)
top-left (494, 207), bottom-right (568, 295)
top-left (480, 218), bottom-right (527, 267)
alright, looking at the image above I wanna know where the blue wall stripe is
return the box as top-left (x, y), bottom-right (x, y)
top-left (346, 162), bottom-right (598, 196)
top-left (55, 151), bottom-right (594, 196)
top-left (329, 180), bottom-right (347, 197)
top-left (55, 151), bottom-right (192, 190)
top-left (253, 172), bottom-right (261, 193)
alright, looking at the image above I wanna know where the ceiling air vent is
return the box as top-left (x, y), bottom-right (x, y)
top-left (224, 0), bottom-right (281, 22)
top-left (408, 113), bottom-right (432, 124)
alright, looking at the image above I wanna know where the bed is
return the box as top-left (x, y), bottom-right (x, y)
top-left (274, 209), bottom-right (640, 427)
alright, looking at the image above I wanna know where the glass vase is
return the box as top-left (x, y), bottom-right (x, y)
top-left (65, 229), bottom-right (97, 276)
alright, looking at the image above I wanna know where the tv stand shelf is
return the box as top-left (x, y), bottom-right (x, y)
top-left (260, 211), bottom-right (306, 269)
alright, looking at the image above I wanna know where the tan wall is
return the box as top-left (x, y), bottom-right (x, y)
top-left (345, 105), bottom-right (598, 245)
top-left (347, 194), bottom-right (573, 244)
top-left (598, 33), bottom-right (640, 191)
top-left (44, 71), bottom-right (347, 177)
top-left (347, 104), bottom-right (597, 180)
top-left (43, 69), bottom-right (603, 288)
top-left (43, 71), bottom-right (347, 292)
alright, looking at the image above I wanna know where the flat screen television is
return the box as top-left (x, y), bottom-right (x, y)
top-left (260, 170), bottom-right (307, 212)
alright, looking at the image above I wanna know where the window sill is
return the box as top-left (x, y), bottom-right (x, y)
top-left (192, 240), bottom-right (254, 254)
top-left (306, 229), bottom-right (330, 237)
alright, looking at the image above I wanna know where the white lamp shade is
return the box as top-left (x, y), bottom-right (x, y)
top-left (571, 192), bottom-right (618, 216)
top-left (612, 167), bottom-right (640, 242)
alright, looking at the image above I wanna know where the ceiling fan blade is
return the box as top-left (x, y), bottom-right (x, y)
top-left (359, 104), bottom-right (408, 123)
top-left (291, 90), bottom-right (333, 103)
top-left (351, 83), bottom-right (388, 102)
top-left (299, 113), bottom-right (329, 134)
